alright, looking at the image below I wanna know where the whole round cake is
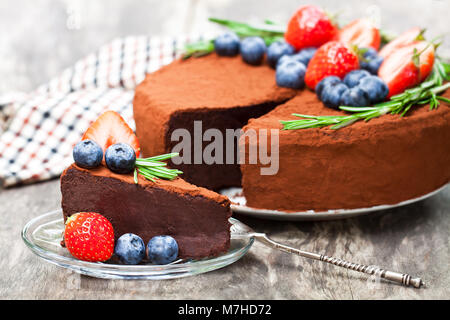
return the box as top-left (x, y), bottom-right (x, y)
top-left (132, 6), bottom-right (450, 212)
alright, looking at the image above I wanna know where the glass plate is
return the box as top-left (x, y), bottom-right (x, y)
top-left (22, 210), bottom-right (254, 280)
top-left (220, 183), bottom-right (449, 221)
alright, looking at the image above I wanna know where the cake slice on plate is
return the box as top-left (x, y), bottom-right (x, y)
top-left (61, 164), bottom-right (231, 259)
top-left (60, 111), bottom-right (232, 260)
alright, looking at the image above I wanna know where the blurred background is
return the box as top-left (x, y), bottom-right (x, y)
top-left (0, 0), bottom-right (449, 95)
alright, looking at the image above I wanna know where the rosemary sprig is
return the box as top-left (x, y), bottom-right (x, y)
top-left (280, 59), bottom-right (450, 130)
top-left (182, 17), bottom-right (285, 59)
top-left (133, 153), bottom-right (182, 184)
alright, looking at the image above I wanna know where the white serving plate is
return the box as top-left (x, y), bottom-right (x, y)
top-left (220, 183), bottom-right (449, 221)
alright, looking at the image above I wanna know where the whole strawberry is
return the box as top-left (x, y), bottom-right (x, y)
top-left (285, 5), bottom-right (337, 51)
top-left (64, 212), bottom-right (114, 262)
top-left (305, 41), bottom-right (360, 90)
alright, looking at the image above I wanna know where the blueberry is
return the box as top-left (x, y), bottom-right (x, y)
top-left (267, 41), bottom-right (295, 68)
top-left (362, 56), bottom-right (384, 75)
top-left (277, 55), bottom-right (297, 68)
top-left (240, 37), bottom-right (266, 65)
top-left (276, 60), bottom-right (306, 89)
top-left (214, 32), bottom-right (240, 57)
top-left (315, 76), bottom-right (342, 98)
top-left (362, 47), bottom-right (378, 59)
top-left (147, 235), bottom-right (179, 265)
top-left (358, 76), bottom-right (389, 104)
top-left (105, 143), bottom-right (136, 174)
top-left (320, 83), bottom-right (349, 109)
top-left (277, 47), bottom-right (317, 68)
top-left (340, 87), bottom-right (370, 107)
top-left (295, 47), bottom-right (317, 66)
top-left (343, 70), bottom-right (371, 88)
top-left (73, 139), bottom-right (103, 169)
top-left (359, 48), bottom-right (384, 75)
top-left (114, 233), bottom-right (146, 265)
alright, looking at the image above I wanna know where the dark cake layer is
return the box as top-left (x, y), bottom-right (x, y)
top-left (165, 101), bottom-right (289, 189)
top-left (133, 54), bottom-right (296, 190)
top-left (61, 164), bottom-right (232, 259)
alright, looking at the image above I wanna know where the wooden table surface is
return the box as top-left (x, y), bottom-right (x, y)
top-left (1, 179), bottom-right (449, 299)
top-left (1, 0), bottom-right (449, 299)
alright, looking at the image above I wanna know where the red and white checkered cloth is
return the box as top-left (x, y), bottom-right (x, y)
top-left (0, 35), bottom-right (197, 187)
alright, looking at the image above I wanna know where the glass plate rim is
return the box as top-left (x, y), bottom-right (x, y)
top-left (22, 210), bottom-right (254, 276)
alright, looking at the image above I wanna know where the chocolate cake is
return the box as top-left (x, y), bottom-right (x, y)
top-left (133, 53), bottom-right (296, 190)
top-left (60, 164), bottom-right (232, 259)
top-left (240, 89), bottom-right (450, 211)
top-left (133, 54), bottom-right (450, 211)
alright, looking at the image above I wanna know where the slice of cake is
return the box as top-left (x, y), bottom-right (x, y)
top-left (240, 89), bottom-right (450, 211)
top-left (133, 53), bottom-right (296, 190)
top-left (61, 164), bottom-right (232, 259)
top-left (61, 111), bottom-right (232, 261)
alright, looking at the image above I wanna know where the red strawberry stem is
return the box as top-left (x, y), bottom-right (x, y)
top-left (281, 59), bottom-right (450, 130)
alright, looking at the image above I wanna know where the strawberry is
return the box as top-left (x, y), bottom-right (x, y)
top-left (64, 212), bottom-right (114, 262)
top-left (378, 41), bottom-right (435, 98)
top-left (82, 110), bottom-right (140, 157)
top-left (305, 41), bottom-right (360, 90)
top-left (285, 5), bottom-right (338, 51)
top-left (379, 27), bottom-right (423, 58)
top-left (337, 18), bottom-right (381, 50)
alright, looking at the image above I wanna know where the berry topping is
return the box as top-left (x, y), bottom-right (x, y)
top-left (64, 212), bottom-right (114, 262)
top-left (82, 110), bottom-right (140, 157)
top-left (276, 60), bottom-right (306, 89)
top-left (214, 32), bottom-right (240, 56)
top-left (240, 37), bottom-right (266, 65)
top-left (285, 5), bottom-right (337, 51)
top-left (361, 55), bottom-right (384, 75)
top-left (343, 69), bottom-right (371, 88)
top-left (295, 47), bottom-right (317, 66)
top-left (340, 87), bottom-right (370, 107)
top-left (278, 47), bottom-right (317, 68)
top-left (147, 235), bottom-right (179, 265)
top-left (114, 233), bottom-right (146, 265)
top-left (73, 139), bottom-right (103, 169)
top-left (305, 41), bottom-right (360, 89)
top-left (267, 41), bottom-right (295, 68)
top-left (378, 41), bottom-right (435, 98)
top-left (320, 82), bottom-right (349, 109)
top-left (105, 143), bottom-right (136, 174)
top-left (337, 18), bottom-right (381, 50)
top-left (379, 27), bottom-right (423, 58)
top-left (315, 76), bottom-right (342, 97)
top-left (360, 47), bottom-right (378, 60)
top-left (358, 75), bottom-right (389, 103)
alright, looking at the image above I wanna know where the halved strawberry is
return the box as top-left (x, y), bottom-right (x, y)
top-left (82, 110), bottom-right (140, 157)
top-left (337, 18), bottom-right (381, 50)
top-left (379, 27), bottom-right (423, 58)
top-left (285, 5), bottom-right (338, 51)
top-left (305, 41), bottom-right (360, 90)
top-left (378, 41), bottom-right (435, 98)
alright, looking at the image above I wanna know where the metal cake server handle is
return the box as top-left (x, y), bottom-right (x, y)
top-left (230, 218), bottom-right (424, 288)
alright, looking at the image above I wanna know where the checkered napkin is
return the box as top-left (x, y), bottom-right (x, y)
top-left (0, 35), bottom-right (196, 187)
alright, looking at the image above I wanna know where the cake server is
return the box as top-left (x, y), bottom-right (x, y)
top-left (231, 219), bottom-right (424, 288)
